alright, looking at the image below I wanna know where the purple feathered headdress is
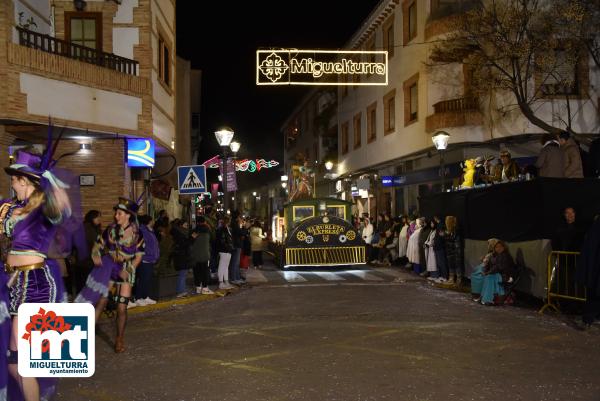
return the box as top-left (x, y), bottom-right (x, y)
top-left (4, 120), bottom-right (72, 222)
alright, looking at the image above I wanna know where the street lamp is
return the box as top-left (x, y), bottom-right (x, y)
top-left (325, 161), bottom-right (334, 171)
top-left (432, 131), bottom-right (451, 192)
top-left (215, 126), bottom-right (234, 212)
top-left (281, 175), bottom-right (288, 189)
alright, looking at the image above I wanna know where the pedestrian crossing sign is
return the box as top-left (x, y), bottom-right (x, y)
top-left (177, 165), bottom-right (207, 194)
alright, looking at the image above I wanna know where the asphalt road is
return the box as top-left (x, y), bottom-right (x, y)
top-left (55, 268), bottom-right (600, 401)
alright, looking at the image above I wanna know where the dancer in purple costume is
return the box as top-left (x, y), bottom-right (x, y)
top-left (76, 197), bottom-right (144, 353)
top-left (2, 147), bottom-right (73, 401)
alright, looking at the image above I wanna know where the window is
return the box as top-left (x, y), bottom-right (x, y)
top-left (65, 12), bottom-right (102, 50)
top-left (540, 49), bottom-right (579, 96)
top-left (366, 35), bottom-right (376, 64)
top-left (384, 89), bottom-right (396, 134)
top-left (383, 17), bottom-right (395, 58)
top-left (353, 113), bottom-right (362, 149)
top-left (410, 84), bottom-right (418, 119)
top-left (403, 0), bottom-right (417, 45)
top-left (403, 73), bottom-right (419, 125)
top-left (352, 54), bottom-right (361, 84)
top-left (158, 34), bottom-right (171, 88)
top-left (341, 122), bottom-right (349, 154)
top-left (409, 3), bottom-right (417, 40)
top-left (367, 102), bottom-right (377, 143)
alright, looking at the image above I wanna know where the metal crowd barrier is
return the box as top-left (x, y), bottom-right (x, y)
top-left (538, 251), bottom-right (585, 314)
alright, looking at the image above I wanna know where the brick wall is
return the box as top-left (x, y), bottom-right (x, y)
top-left (54, 139), bottom-right (128, 227)
top-left (0, 127), bottom-right (15, 199)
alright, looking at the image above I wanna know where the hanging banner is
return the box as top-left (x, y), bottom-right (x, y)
top-left (256, 49), bottom-right (388, 86)
top-left (203, 156), bottom-right (279, 172)
top-left (218, 159), bottom-right (237, 192)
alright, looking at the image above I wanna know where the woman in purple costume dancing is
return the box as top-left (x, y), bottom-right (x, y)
top-left (76, 197), bottom-right (144, 353)
top-left (2, 148), bottom-right (73, 401)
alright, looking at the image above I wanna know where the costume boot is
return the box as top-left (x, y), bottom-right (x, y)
top-left (447, 273), bottom-right (456, 285)
top-left (115, 335), bottom-right (125, 353)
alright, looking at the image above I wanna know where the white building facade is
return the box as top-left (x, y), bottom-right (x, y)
top-left (336, 0), bottom-right (599, 217)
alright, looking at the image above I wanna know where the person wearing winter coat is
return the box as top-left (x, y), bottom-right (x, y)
top-left (558, 131), bottom-right (584, 178)
top-left (229, 213), bottom-right (245, 285)
top-left (135, 215), bottom-right (159, 305)
top-left (576, 217), bottom-right (600, 329)
top-left (406, 218), bottom-right (425, 274)
top-left (216, 216), bottom-right (234, 290)
top-left (250, 220), bottom-right (266, 269)
top-left (397, 216), bottom-right (409, 262)
top-left (423, 220), bottom-right (438, 278)
top-left (417, 219), bottom-right (431, 275)
top-left (189, 217), bottom-right (213, 295)
top-left (432, 217), bottom-right (448, 283)
top-left (441, 216), bottom-right (464, 286)
top-left (471, 239), bottom-right (516, 305)
top-left (535, 134), bottom-right (565, 178)
top-left (171, 219), bottom-right (190, 297)
top-left (155, 224), bottom-right (175, 277)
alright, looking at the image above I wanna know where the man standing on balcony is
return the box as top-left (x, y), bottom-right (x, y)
top-left (493, 150), bottom-right (520, 182)
top-left (558, 131), bottom-right (584, 178)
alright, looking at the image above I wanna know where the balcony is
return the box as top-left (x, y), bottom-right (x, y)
top-left (426, 96), bottom-right (482, 133)
top-left (7, 27), bottom-right (149, 98)
top-left (16, 27), bottom-right (138, 75)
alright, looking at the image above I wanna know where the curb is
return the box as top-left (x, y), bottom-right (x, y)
top-left (121, 288), bottom-right (240, 316)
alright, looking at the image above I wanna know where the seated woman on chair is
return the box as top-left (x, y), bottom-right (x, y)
top-left (471, 239), bottom-right (516, 305)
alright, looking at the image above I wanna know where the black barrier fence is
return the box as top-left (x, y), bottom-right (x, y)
top-left (419, 178), bottom-right (600, 242)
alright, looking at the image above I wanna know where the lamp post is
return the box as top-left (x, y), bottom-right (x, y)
top-left (432, 131), bottom-right (451, 192)
top-left (325, 161), bottom-right (334, 197)
top-left (229, 141), bottom-right (241, 210)
top-left (215, 127), bottom-right (234, 213)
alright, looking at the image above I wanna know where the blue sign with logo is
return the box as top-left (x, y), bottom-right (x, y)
top-left (178, 165), bottom-right (207, 194)
top-left (381, 176), bottom-right (406, 187)
top-left (127, 139), bottom-right (155, 167)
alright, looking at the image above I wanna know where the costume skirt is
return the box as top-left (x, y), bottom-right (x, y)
top-left (3, 260), bottom-right (62, 401)
top-left (75, 255), bottom-right (134, 306)
top-left (0, 270), bottom-right (10, 401)
top-left (8, 259), bottom-right (66, 315)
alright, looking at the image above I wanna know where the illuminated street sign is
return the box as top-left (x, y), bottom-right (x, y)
top-left (127, 139), bottom-right (155, 167)
top-left (256, 50), bottom-right (388, 86)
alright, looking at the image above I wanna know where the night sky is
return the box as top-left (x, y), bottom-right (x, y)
top-left (176, 0), bottom-right (381, 188)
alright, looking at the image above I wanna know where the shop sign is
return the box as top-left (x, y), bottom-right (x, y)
top-left (257, 50), bottom-right (388, 86)
top-left (381, 176), bottom-right (407, 187)
top-left (335, 180), bottom-right (343, 193)
top-left (127, 139), bottom-right (155, 168)
top-left (356, 178), bottom-right (370, 190)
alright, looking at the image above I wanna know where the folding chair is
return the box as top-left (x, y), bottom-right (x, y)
top-left (497, 264), bottom-right (523, 306)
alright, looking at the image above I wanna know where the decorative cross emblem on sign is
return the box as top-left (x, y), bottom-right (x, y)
top-left (259, 52), bottom-right (289, 83)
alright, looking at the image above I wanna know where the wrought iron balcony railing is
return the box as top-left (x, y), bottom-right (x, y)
top-left (432, 96), bottom-right (479, 114)
top-left (16, 26), bottom-right (138, 76)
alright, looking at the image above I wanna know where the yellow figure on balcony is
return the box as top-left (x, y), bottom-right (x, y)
top-left (461, 158), bottom-right (476, 188)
